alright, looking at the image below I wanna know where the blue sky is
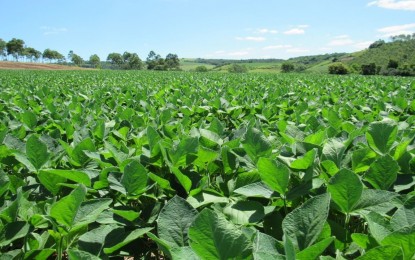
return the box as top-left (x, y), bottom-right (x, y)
top-left (1, 0), bottom-right (415, 60)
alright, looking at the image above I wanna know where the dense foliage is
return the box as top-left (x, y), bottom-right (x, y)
top-left (0, 70), bottom-right (415, 259)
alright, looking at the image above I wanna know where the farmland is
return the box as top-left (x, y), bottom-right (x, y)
top-left (1, 70), bottom-right (415, 259)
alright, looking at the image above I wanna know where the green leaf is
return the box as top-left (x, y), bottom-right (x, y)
top-left (0, 221), bottom-right (30, 247)
top-left (328, 169), bottom-right (363, 213)
top-left (170, 137), bottom-right (199, 167)
top-left (365, 155), bottom-right (400, 190)
top-left (187, 191), bottom-right (229, 208)
top-left (223, 200), bottom-right (265, 225)
top-left (67, 249), bottom-right (101, 260)
top-left (24, 249), bottom-right (55, 260)
top-left (252, 231), bottom-right (285, 260)
top-left (21, 111), bottom-right (37, 130)
top-left (296, 237), bottom-right (335, 260)
top-left (352, 189), bottom-right (399, 213)
top-left (26, 135), bottom-right (49, 171)
top-left (39, 169), bottom-right (91, 187)
top-left (72, 138), bottom-right (96, 166)
top-left (103, 227), bottom-right (153, 254)
top-left (171, 167), bottom-right (192, 194)
top-left (171, 246), bottom-right (200, 260)
top-left (365, 211), bottom-right (393, 243)
top-left (322, 139), bottom-right (346, 168)
top-left (233, 182), bottom-right (274, 199)
top-left (352, 148), bottom-right (377, 173)
top-left (157, 196), bottom-right (198, 247)
top-left (356, 246), bottom-right (403, 260)
top-left (257, 157), bottom-right (290, 196)
top-left (381, 225), bottom-right (415, 260)
top-left (188, 209), bottom-right (252, 260)
top-left (242, 127), bottom-right (272, 163)
top-left (73, 199), bottom-right (112, 229)
top-left (50, 184), bottom-right (87, 229)
top-left (37, 171), bottom-right (66, 195)
top-left (78, 224), bottom-right (115, 256)
top-left (112, 209), bottom-right (140, 222)
top-left (290, 149), bottom-right (317, 170)
top-left (282, 193), bottom-right (330, 251)
top-left (121, 160), bottom-right (148, 196)
top-left (366, 119), bottom-right (398, 155)
top-left (391, 200), bottom-right (415, 231)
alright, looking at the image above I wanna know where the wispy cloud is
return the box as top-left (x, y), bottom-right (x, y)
top-left (228, 51), bottom-right (249, 57)
top-left (377, 23), bottom-right (415, 36)
top-left (328, 35), bottom-right (354, 46)
top-left (256, 28), bottom-right (278, 34)
top-left (235, 36), bottom-right (266, 42)
top-left (368, 0), bottom-right (415, 11)
top-left (40, 26), bottom-right (68, 35)
top-left (262, 45), bottom-right (292, 50)
top-left (353, 41), bottom-right (373, 49)
top-left (283, 25), bottom-right (309, 35)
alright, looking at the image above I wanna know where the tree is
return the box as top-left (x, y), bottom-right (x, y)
top-left (43, 49), bottom-right (64, 63)
top-left (369, 40), bottom-right (385, 49)
top-left (146, 51), bottom-right (164, 70)
top-left (24, 47), bottom-right (41, 62)
top-left (0, 38), bottom-right (6, 60)
top-left (126, 53), bottom-right (143, 70)
top-left (6, 38), bottom-right (25, 61)
top-left (281, 62), bottom-right (295, 73)
top-left (89, 54), bottom-right (101, 68)
top-left (107, 53), bottom-right (124, 66)
top-left (71, 53), bottom-right (83, 66)
top-left (328, 63), bottom-right (349, 75)
top-left (165, 53), bottom-right (180, 70)
top-left (361, 63), bottom-right (377, 75)
top-left (387, 59), bottom-right (399, 69)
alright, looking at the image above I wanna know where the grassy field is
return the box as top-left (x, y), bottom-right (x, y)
top-left (1, 70), bottom-right (415, 259)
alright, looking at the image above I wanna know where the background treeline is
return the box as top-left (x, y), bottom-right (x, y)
top-left (0, 38), bottom-right (180, 71)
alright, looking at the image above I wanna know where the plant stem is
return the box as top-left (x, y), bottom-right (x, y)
top-left (344, 213), bottom-right (351, 252)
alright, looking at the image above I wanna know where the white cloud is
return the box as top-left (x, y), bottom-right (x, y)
top-left (328, 35), bottom-right (354, 46)
top-left (286, 48), bottom-right (310, 53)
top-left (368, 0), bottom-right (415, 11)
top-left (284, 28), bottom-right (305, 35)
top-left (298, 25), bottom-right (310, 28)
top-left (40, 26), bottom-right (68, 35)
top-left (262, 45), bottom-right (292, 50)
top-left (235, 36), bottom-right (266, 42)
top-left (377, 23), bottom-right (415, 37)
top-left (353, 41), bottom-right (373, 49)
top-left (256, 28), bottom-right (278, 34)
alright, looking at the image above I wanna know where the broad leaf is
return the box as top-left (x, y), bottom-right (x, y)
top-left (50, 184), bottom-right (87, 229)
top-left (328, 169), bottom-right (363, 213)
top-left (121, 160), bottom-right (148, 196)
top-left (282, 193), bottom-right (330, 251)
top-left (257, 157), bottom-right (290, 196)
top-left (188, 209), bottom-right (252, 259)
top-left (26, 135), bottom-right (49, 171)
top-left (356, 246), bottom-right (403, 260)
top-left (157, 196), bottom-right (198, 247)
top-left (366, 119), bottom-right (398, 155)
top-left (242, 127), bottom-right (272, 163)
top-left (252, 231), bottom-right (285, 260)
top-left (223, 200), bottom-right (265, 225)
top-left (365, 155), bottom-right (400, 190)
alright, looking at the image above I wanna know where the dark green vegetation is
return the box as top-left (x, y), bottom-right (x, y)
top-left (1, 70), bottom-right (415, 259)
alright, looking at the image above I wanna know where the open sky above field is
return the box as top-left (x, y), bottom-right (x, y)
top-left (1, 0), bottom-right (415, 60)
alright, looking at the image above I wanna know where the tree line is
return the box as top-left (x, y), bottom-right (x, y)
top-left (0, 38), bottom-right (180, 70)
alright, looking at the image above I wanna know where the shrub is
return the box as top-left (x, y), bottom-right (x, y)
top-left (195, 65), bottom-right (208, 72)
top-left (361, 63), bottom-right (377, 75)
top-left (328, 63), bottom-right (349, 75)
top-left (228, 64), bottom-right (248, 73)
top-left (281, 62), bottom-right (295, 73)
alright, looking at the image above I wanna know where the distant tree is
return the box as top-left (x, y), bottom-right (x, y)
top-left (126, 53), bottom-right (143, 70)
top-left (369, 40), bottom-right (385, 49)
top-left (147, 51), bottom-right (164, 70)
top-left (195, 65), bottom-right (208, 72)
top-left (89, 54), bottom-right (101, 68)
top-left (387, 59), bottom-right (399, 69)
top-left (281, 62), bottom-right (295, 73)
top-left (43, 49), bottom-right (64, 63)
top-left (361, 63), bottom-right (377, 75)
top-left (165, 53), bottom-right (180, 70)
top-left (0, 38), bottom-right (6, 60)
top-left (107, 52), bottom-right (124, 66)
top-left (6, 38), bottom-right (25, 61)
top-left (71, 53), bottom-right (83, 66)
top-left (68, 50), bottom-right (74, 61)
top-left (228, 64), bottom-right (248, 73)
top-left (328, 62), bottom-right (349, 75)
top-left (24, 47), bottom-right (42, 62)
